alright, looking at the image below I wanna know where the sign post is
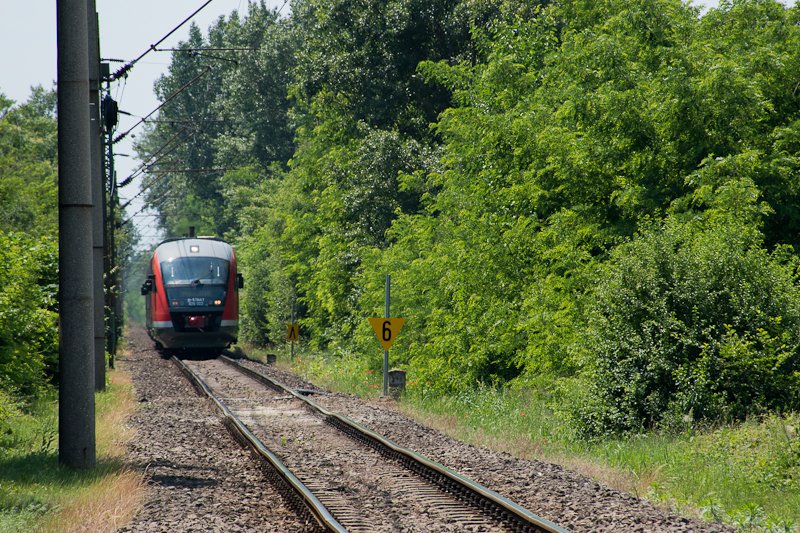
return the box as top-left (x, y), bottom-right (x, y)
top-left (368, 274), bottom-right (405, 397)
top-left (383, 274), bottom-right (389, 396)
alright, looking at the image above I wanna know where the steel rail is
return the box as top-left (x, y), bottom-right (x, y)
top-left (220, 355), bottom-right (569, 533)
top-left (172, 357), bottom-right (347, 533)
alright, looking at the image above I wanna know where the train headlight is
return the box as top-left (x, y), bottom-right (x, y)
top-left (213, 299), bottom-right (223, 306)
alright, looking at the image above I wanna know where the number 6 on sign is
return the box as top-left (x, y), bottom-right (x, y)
top-left (368, 317), bottom-right (406, 351)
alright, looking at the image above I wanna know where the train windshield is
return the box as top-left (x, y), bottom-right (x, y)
top-left (161, 257), bottom-right (229, 286)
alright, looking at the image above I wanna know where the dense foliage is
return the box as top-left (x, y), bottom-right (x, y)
top-left (0, 90), bottom-right (59, 434)
top-left (581, 181), bottom-right (800, 435)
top-left (0, 233), bottom-right (58, 397)
top-left (0, 89), bottom-right (58, 238)
top-left (136, 0), bottom-right (800, 436)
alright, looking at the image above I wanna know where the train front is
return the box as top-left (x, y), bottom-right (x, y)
top-left (142, 238), bottom-right (241, 352)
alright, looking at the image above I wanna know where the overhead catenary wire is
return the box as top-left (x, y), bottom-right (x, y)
top-left (120, 183), bottom-right (210, 229)
top-left (277, 0), bottom-right (289, 16)
top-left (117, 126), bottom-right (192, 188)
top-left (128, 211), bottom-right (202, 221)
top-left (119, 187), bottom-right (180, 227)
top-left (142, 118), bottom-right (228, 124)
top-left (118, 122), bottom-right (215, 210)
top-left (154, 47), bottom-right (257, 52)
top-left (117, 114), bottom-right (232, 189)
top-left (120, 163), bottom-right (234, 211)
top-left (154, 46), bottom-right (258, 67)
top-left (118, 161), bottom-right (181, 211)
top-left (141, 167), bottom-right (237, 173)
top-left (118, 111), bottom-right (227, 212)
top-left (108, 3), bottom-right (258, 239)
top-left (185, 51), bottom-right (241, 65)
top-left (109, 0), bottom-right (216, 81)
top-left (113, 66), bottom-right (211, 144)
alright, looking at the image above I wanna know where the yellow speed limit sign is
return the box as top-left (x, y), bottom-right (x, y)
top-left (368, 317), bottom-right (405, 351)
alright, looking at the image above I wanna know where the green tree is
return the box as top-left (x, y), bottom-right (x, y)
top-left (239, 0), bottom-right (494, 348)
top-left (0, 88), bottom-right (59, 402)
top-left (0, 88), bottom-right (57, 237)
top-left (135, 5), bottom-right (298, 239)
top-left (290, 0), bottom-right (481, 136)
top-left (578, 176), bottom-right (800, 436)
top-left (129, 0), bottom-right (800, 437)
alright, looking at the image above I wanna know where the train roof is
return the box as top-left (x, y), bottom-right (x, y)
top-left (154, 237), bottom-right (233, 262)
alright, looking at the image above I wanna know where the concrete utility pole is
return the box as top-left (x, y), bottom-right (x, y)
top-left (57, 0), bottom-right (96, 469)
top-left (88, 0), bottom-right (106, 391)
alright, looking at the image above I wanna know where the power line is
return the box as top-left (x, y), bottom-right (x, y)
top-left (120, 164), bottom-right (234, 211)
top-left (154, 46), bottom-right (259, 67)
top-left (119, 187), bottom-right (178, 227)
top-left (119, 162), bottom-right (179, 211)
top-left (109, 0), bottom-right (216, 81)
top-left (121, 113), bottom-right (228, 213)
top-left (141, 118), bottom-right (227, 124)
top-left (184, 51), bottom-right (241, 65)
top-left (118, 126), bottom-right (192, 188)
top-left (113, 66), bottom-right (211, 144)
top-left (154, 47), bottom-right (257, 52)
top-left (277, 0), bottom-right (290, 16)
top-left (121, 178), bottom-right (224, 227)
top-left (142, 167), bottom-right (236, 173)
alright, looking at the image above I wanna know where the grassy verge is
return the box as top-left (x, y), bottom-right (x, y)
top-left (0, 368), bottom-right (145, 532)
top-left (261, 346), bottom-right (799, 532)
top-left (403, 387), bottom-right (799, 532)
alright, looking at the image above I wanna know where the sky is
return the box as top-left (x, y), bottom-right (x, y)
top-left (0, 0), bottom-right (784, 246)
top-left (0, 0), bottom-right (284, 246)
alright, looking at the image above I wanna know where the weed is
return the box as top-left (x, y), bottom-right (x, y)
top-left (0, 368), bottom-right (144, 532)
top-left (287, 350), bottom-right (799, 529)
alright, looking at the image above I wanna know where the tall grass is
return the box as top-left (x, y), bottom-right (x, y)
top-left (406, 387), bottom-right (799, 531)
top-left (249, 343), bottom-right (384, 397)
top-left (0, 369), bottom-right (144, 532)
top-left (286, 351), bottom-right (799, 532)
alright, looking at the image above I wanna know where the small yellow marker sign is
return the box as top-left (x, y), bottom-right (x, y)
top-left (368, 317), bottom-right (406, 351)
top-left (287, 323), bottom-right (299, 342)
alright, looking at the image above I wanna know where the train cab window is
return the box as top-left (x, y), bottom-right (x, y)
top-left (161, 257), bottom-right (230, 287)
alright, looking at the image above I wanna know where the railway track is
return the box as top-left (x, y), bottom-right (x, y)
top-left (174, 355), bottom-right (568, 533)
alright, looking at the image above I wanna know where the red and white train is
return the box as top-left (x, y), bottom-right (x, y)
top-left (141, 236), bottom-right (243, 353)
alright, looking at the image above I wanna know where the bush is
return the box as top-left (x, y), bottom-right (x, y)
top-left (576, 179), bottom-right (800, 436)
top-left (0, 232), bottom-right (58, 399)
